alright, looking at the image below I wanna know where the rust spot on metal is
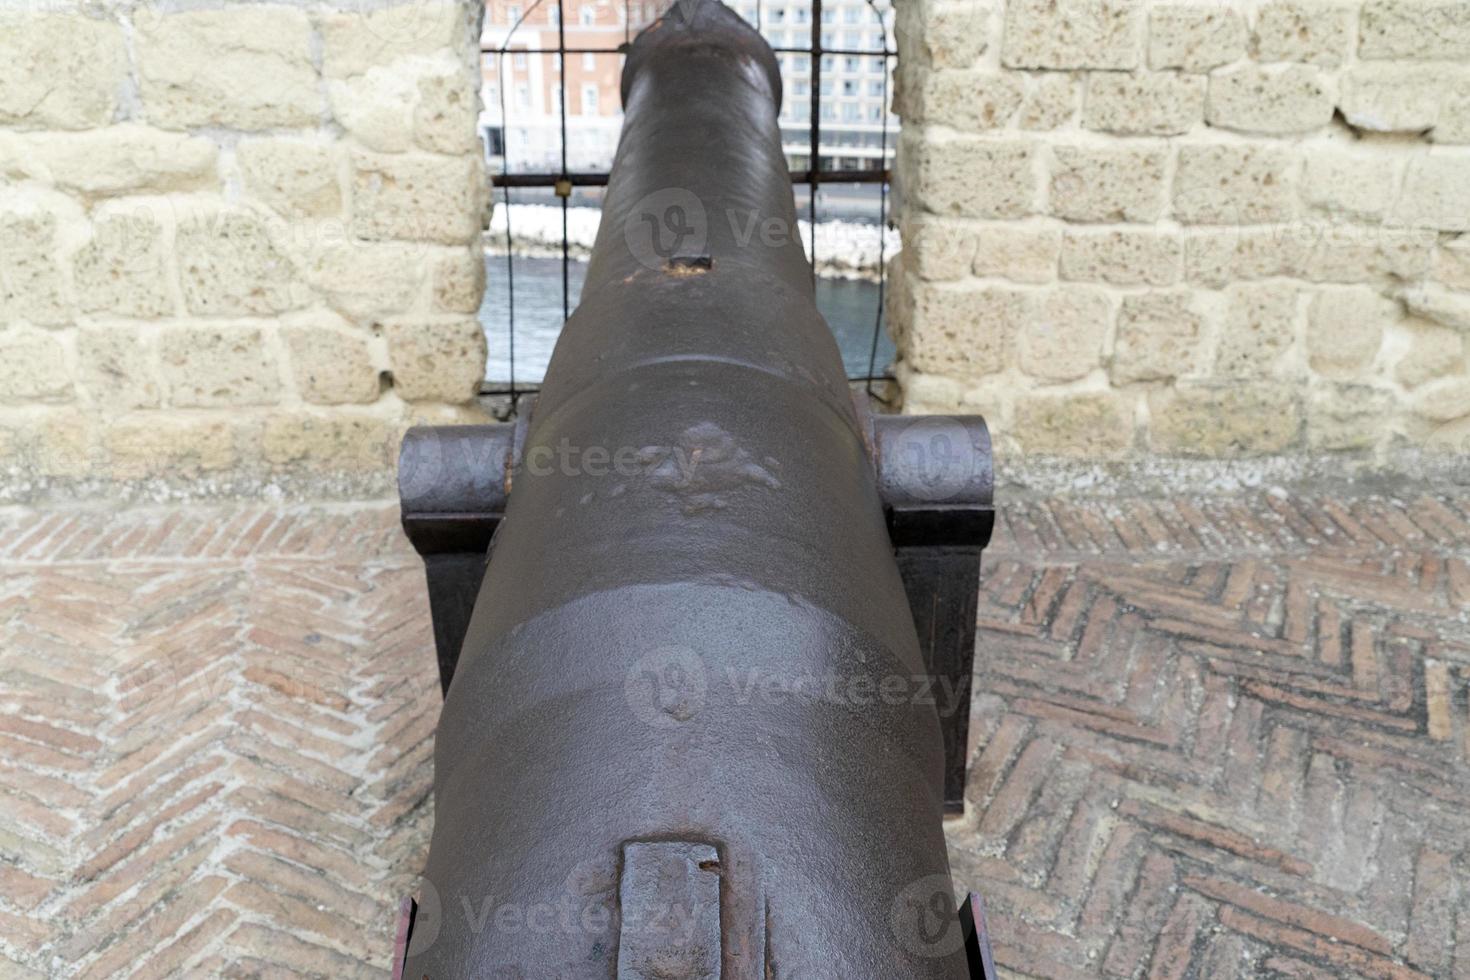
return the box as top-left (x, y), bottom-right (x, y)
top-left (665, 254), bottom-right (713, 276)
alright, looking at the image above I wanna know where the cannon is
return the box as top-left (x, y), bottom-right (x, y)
top-left (395, 1), bottom-right (995, 974)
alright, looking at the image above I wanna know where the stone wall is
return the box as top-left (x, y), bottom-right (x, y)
top-left (0, 0), bottom-right (488, 502)
top-left (890, 0), bottom-right (1470, 484)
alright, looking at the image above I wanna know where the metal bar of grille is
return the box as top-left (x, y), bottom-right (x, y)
top-left (483, 43), bottom-right (891, 56)
top-left (808, 0), bottom-right (822, 286)
top-left (493, 168), bottom-right (889, 188)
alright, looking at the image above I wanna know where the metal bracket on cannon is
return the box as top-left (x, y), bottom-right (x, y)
top-left (398, 402), bottom-right (992, 813)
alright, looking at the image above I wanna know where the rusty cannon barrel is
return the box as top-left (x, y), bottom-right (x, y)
top-left (395, 1), bottom-right (995, 975)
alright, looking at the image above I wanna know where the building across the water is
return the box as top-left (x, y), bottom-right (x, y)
top-left (480, 0), bottom-right (897, 173)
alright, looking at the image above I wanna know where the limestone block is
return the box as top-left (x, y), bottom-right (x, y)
top-left (283, 320), bottom-right (380, 405)
top-left (433, 247), bottom-right (487, 313)
top-left (351, 151), bottom-right (484, 244)
top-left (1014, 392), bottom-right (1135, 457)
top-left (1206, 65), bottom-right (1333, 135)
top-left (329, 68), bottom-right (418, 153)
top-left (237, 139), bottom-right (344, 219)
top-left (1174, 145), bottom-right (1296, 224)
top-left (1395, 321), bottom-right (1465, 387)
top-left (104, 416), bottom-right (240, 478)
top-left (971, 226), bottom-right (1061, 283)
top-left (1301, 151), bottom-right (1401, 222)
top-left (307, 241), bottom-right (427, 320)
top-left (1149, 6), bottom-right (1247, 71)
top-left (1083, 72), bottom-right (1204, 136)
top-left (8, 126), bottom-right (218, 198)
top-left (1253, 3), bottom-right (1354, 65)
top-left (1003, 0), bottom-right (1142, 70)
top-left (1307, 384), bottom-right (1395, 450)
top-left (1049, 145), bottom-right (1168, 223)
top-left (158, 325), bottom-right (282, 407)
top-left (899, 135), bottom-right (1037, 218)
top-left (416, 63), bottom-right (484, 154)
top-left (1399, 284), bottom-right (1470, 331)
top-left (0, 15), bottom-right (125, 129)
top-left (1185, 229), bottom-right (1302, 286)
top-left (136, 7), bottom-right (322, 130)
top-left (1060, 230), bottom-right (1182, 287)
top-left (319, 2), bottom-right (470, 79)
top-left (910, 72), bottom-right (1024, 130)
top-left (1297, 227), bottom-right (1436, 283)
top-left (0, 329), bottom-right (71, 403)
top-left (1434, 239), bottom-right (1470, 289)
top-left (1340, 66), bottom-right (1458, 134)
top-left (0, 210), bottom-right (70, 325)
top-left (74, 209), bottom-right (174, 319)
top-left (904, 220), bottom-right (977, 281)
top-left (1306, 286), bottom-right (1395, 378)
top-left (262, 415), bottom-right (398, 469)
top-left (34, 409), bottom-right (94, 478)
top-left (1214, 282), bottom-right (1299, 378)
top-left (176, 209), bottom-right (307, 315)
top-left (384, 318), bottom-right (486, 402)
top-left (77, 324), bottom-right (159, 410)
top-left (1019, 73), bottom-right (1078, 130)
top-left (896, 2), bottom-right (991, 68)
top-left (898, 283), bottom-right (1028, 376)
top-left (1112, 291), bottom-right (1204, 382)
top-left (1360, 0), bottom-right (1470, 60)
top-left (1435, 79), bottom-right (1470, 143)
top-left (1018, 287), bottom-right (1112, 381)
top-left (1412, 377), bottom-right (1470, 421)
top-left (1390, 155), bottom-right (1470, 232)
top-left (1150, 384), bottom-right (1300, 455)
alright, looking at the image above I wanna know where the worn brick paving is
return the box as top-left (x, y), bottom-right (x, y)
top-left (0, 493), bottom-right (1466, 978)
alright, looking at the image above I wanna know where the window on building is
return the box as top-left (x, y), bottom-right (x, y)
top-left (793, 54), bottom-right (810, 72)
top-left (843, 30), bottom-right (859, 47)
top-left (514, 51), bottom-right (527, 69)
top-left (820, 8), bottom-right (834, 24)
top-left (819, 103), bottom-right (835, 121)
top-left (580, 5), bottom-right (595, 25)
top-left (844, 56), bottom-right (858, 72)
top-left (869, 79), bottom-right (883, 96)
top-left (794, 79), bottom-right (809, 96)
top-left (582, 83), bottom-right (599, 114)
top-left (551, 87), bottom-right (563, 115)
top-left (552, 53), bottom-right (561, 69)
top-left (507, 4), bottom-right (521, 24)
top-left (868, 58), bottom-right (884, 72)
top-left (819, 78), bottom-right (833, 96)
top-left (515, 82), bottom-right (530, 109)
top-left (549, 4), bottom-right (560, 24)
top-left (821, 54), bottom-right (833, 71)
top-left (842, 79), bottom-right (856, 96)
top-left (844, 5), bottom-right (860, 22)
top-left (583, 52), bottom-right (595, 69)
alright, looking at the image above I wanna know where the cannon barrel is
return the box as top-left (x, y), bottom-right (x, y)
top-left (398, 2), bottom-right (993, 974)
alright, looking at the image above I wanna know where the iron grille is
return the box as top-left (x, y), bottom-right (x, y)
top-left (482, 0), bottom-right (897, 405)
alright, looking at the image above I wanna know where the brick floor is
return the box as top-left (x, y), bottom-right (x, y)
top-left (0, 493), bottom-right (1466, 978)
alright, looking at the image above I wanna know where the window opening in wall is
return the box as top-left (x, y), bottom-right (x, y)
top-left (480, 0), bottom-right (898, 405)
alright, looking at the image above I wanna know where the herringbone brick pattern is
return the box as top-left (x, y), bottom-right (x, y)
top-left (0, 494), bottom-right (1465, 977)
top-left (958, 493), bottom-right (1470, 980)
